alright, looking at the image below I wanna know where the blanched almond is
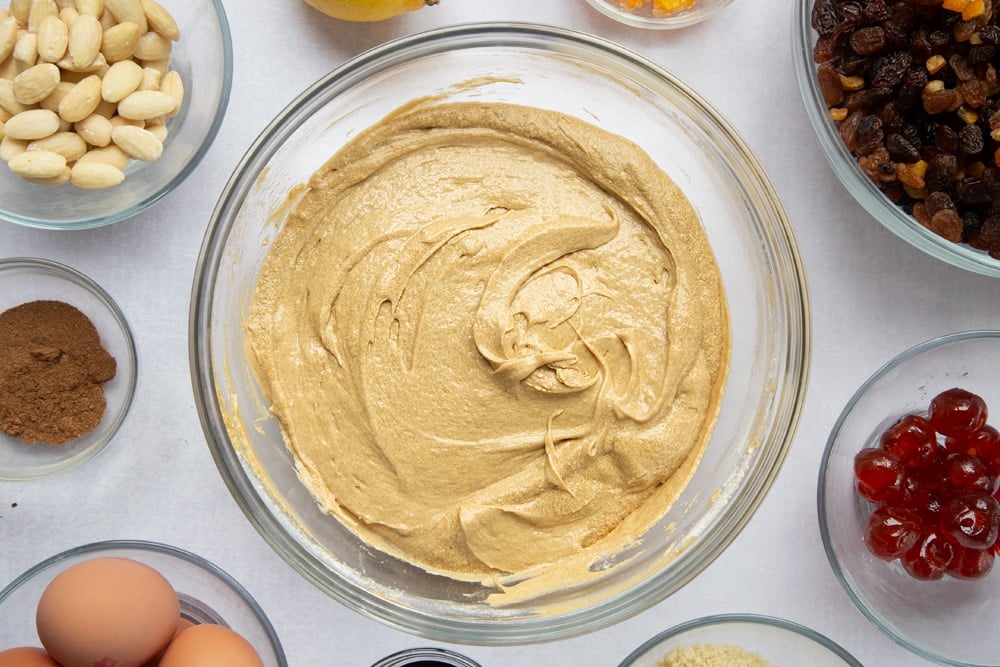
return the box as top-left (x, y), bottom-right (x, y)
top-left (111, 122), bottom-right (158, 160)
top-left (70, 160), bottom-right (122, 188)
top-left (27, 0), bottom-right (57, 34)
top-left (100, 20), bottom-right (138, 62)
top-left (140, 0), bottom-right (178, 41)
top-left (9, 0), bottom-right (31, 25)
top-left (27, 129), bottom-right (86, 160)
top-left (22, 164), bottom-right (70, 185)
top-left (116, 88), bottom-right (172, 119)
top-left (75, 141), bottom-right (127, 168)
top-left (57, 73), bottom-right (101, 122)
top-left (159, 68), bottom-right (181, 116)
top-left (36, 13), bottom-right (67, 61)
top-left (67, 12), bottom-right (100, 68)
top-left (0, 135), bottom-right (27, 162)
top-left (4, 108), bottom-right (59, 139)
top-left (12, 62), bottom-right (59, 104)
top-left (0, 78), bottom-right (33, 115)
top-left (100, 58), bottom-right (141, 102)
top-left (137, 63), bottom-right (158, 90)
top-left (13, 30), bottom-right (38, 70)
top-left (39, 80), bottom-right (73, 111)
top-left (76, 0), bottom-right (104, 18)
top-left (103, 0), bottom-right (145, 33)
top-left (73, 110), bottom-right (111, 145)
top-left (132, 29), bottom-right (169, 61)
top-left (0, 17), bottom-right (19, 64)
top-left (58, 6), bottom-right (78, 27)
top-left (146, 122), bottom-right (165, 142)
top-left (8, 148), bottom-right (66, 178)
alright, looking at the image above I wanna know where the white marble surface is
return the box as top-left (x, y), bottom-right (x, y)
top-left (2, 1), bottom-right (1000, 665)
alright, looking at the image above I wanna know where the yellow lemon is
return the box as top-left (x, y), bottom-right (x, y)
top-left (303, 0), bottom-right (436, 21)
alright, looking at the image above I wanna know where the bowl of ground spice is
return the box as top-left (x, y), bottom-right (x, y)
top-left (794, 0), bottom-right (1000, 277)
top-left (617, 614), bottom-right (862, 667)
top-left (0, 257), bottom-right (137, 481)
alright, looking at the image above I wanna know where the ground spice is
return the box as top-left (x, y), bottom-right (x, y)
top-left (0, 300), bottom-right (117, 445)
top-left (658, 643), bottom-right (775, 667)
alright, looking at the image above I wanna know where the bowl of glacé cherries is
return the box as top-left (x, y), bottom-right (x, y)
top-left (819, 330), bottom-right (1000, 667)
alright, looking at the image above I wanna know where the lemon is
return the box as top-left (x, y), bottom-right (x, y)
top-left (303, 0), bottom-right (436, 21)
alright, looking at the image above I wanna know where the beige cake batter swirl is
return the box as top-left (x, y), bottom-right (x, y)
top-left (246, 100), bottom-right (729, 583)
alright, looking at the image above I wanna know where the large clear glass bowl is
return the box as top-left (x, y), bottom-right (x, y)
top-left (0, 0), bottom-right (233, 230)
top-left (793, 0), bottom-right (1000, 278)
top-left (819, 330), bottom-right (1000, 666)
top-left (0, 540), bottom-right (287, 666)
top-left (190, 22), bottom-right (810, 644)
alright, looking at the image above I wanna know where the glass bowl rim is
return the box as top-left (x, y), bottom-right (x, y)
top-left (0, 538), bottom-right (287, 665)
top-left (370, 647), bottom-right (483, 667)
top-left (791, 0), bottom-right (1000, 279)
top-left (582, 0), bottom-right (737, 30)
top-left (190, 20), bottom-right (811, 644)
top-left (817, 329), bottom-right (1000, 667)
top-left (616, 612), bottom-right (864, 665)
top-left (0, 255), bottom-right (139, 481)
top-left (0, 0), bottom-right (235, 231)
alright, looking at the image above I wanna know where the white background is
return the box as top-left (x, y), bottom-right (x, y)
top-left (3, 1), bottom-right (1000, 665)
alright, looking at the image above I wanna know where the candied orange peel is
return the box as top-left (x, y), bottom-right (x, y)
top-left (941, 0), bottom-right (986, 20)
top-left (614, 0), bottom-right (696, 15)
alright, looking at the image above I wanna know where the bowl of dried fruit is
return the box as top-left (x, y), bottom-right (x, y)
top-left (0, 0), bottom-right (232, 230)
top-left (819, 330), bottom-right (1000, 666)
top-left (584, 0), bottom-right (735, 29)
top-left (794, 0), bottom-right (1000, 277)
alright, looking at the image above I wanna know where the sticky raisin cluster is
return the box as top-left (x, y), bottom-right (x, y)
top-left (854, 387), bottom-right (1000, 580)
top-left (811, 0), bottom-right (1000, 258)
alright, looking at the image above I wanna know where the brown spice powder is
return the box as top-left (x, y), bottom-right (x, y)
top-left (0, 300), bottom-right (117, 445)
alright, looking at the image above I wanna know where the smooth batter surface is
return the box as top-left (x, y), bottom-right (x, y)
top-left (247, 100), bottom-right (729, 584)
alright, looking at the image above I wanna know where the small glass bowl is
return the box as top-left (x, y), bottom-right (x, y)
top-left (793, 0), bottom-right (1000, 277)
top-left (584, 0), bottom-right (735, 29)
top-left (371, 648), bottom-right (482, 667)
top-left (819, 330), bottom-right (1000, 666)
top-left (0, 0), bottom-right (233, 230)
top-left (0, 257), bottom-right (137, 481)
top-left (0, 540), bottom-right (287, 666)
top-left (617, 614), bottom-right (862, 666)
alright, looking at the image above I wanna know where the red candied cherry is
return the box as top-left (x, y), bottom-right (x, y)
top-left (941, 493), bottom-right (1000, 550)
top-left (943, 453), bottom-right (995, 495)
top-left (929, 387), bottom-right (988, 438)
top-left (864, 504), bottom-right (922, 560)
top-left (880, 413), bottom-right (939, 468)
top-left (945, 424), bottom-right (999, 461)
top-left (902, 529), bottom-right (957, 580)
top-left (904, 473), bottom-right (945, 520)
top-left (854, 448), bottom-right (906, 503)
top-left (947, 544), bottom-right (995, 580)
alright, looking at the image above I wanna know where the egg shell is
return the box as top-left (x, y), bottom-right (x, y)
top-left (141, 616), bottom-right (194, 667)
top-left (158, 623), bottom-right (265, 667)
top-left (35, 556), bottom-right (180, 667)
top-left (0, 647), bottom-right (62, 666)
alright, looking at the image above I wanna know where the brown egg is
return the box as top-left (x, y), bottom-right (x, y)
top-left (158, 623), bottom-right (265, 667)
top-left (35, 557), bottom-right (180, 667)
top-left (0, 647), bottom-right (62, 666)
top-left (142, 616), bottom-right (194, 667)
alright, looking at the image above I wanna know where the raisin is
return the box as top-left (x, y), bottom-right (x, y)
top-left (851, 26), bottom-right (887, 55)
top-left (934, 124), bottom-right (960, 154)
top-left (870, 51), bottom-right (912, 88)
top-left (926, 153), bottom-right (958, 191)
top-left (958, 78), bottom-right (986, 109)
top-left (949, 54), bottom-right (975, 82)
top-left (812, 0), bottom-right (841, 36)
top-left (956, 177), bottom-right (993, 205)
top-left (959, 123), bottom-right (984, 155)
top-left (886, 132), bottom-right (922, 162)
top-left (862, 0), bottom-right (890, 23)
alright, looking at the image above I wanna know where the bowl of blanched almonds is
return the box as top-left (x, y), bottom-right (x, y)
top-left (0, 0), bottom-right (232, 229)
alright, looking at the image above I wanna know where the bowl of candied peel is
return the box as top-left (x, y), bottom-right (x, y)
top-left (819, 330), bottom-right (1000, 666)
top-left (794, 0), bottom-right (1000, 277)
top-left (584, 0), bottom-right (735, 29)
